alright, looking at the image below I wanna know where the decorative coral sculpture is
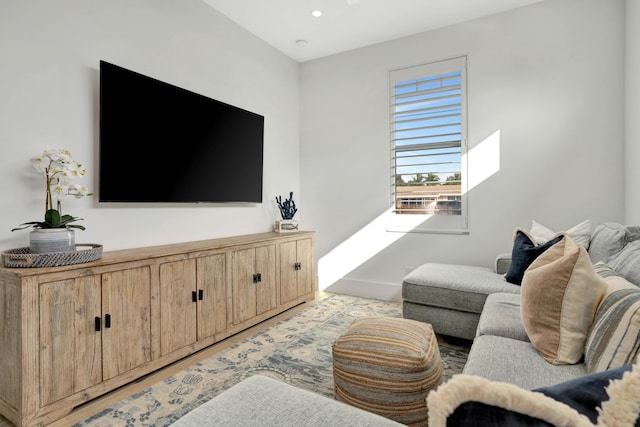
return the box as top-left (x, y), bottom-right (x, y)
top-left (276, 192), bottom-right (297, 220)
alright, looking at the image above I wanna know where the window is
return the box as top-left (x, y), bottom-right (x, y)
top-left (389, 56), bottom-right (468, 233)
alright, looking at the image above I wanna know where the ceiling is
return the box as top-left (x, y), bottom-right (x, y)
top-left (203, 0), bottom-right (543, 63)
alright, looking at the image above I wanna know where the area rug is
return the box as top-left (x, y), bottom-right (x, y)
top-left (75, 293), bottom-right (470, 426)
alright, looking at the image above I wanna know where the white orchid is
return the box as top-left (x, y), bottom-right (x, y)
top-left (13, 148), bottom-right (93, 231)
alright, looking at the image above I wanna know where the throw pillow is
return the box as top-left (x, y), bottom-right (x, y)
top-left (426, 364), bottom-right (640, 427)
top-left (588, 222), bottom-right (640, 264)
top-left (530, 219), bottom-right (592, 249)
top-left (505, 229), bottom-right (563, 285)
top-left (592, 261), bottom-right (620, 278)
top-left (585, 286), bottom-right (640, 373)
top-left (604, 239), bottom-right (640, 286)
top-left (520, 235), bottom-right (607, 364)
top-left (535, 365), bottom-right (632, 424)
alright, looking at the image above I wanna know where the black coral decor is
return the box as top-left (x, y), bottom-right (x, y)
top-left (276, 192), bottom-right (298, 220)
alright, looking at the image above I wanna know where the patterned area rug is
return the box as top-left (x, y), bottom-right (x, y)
top-left (75, 293), bottom-right (470, 426)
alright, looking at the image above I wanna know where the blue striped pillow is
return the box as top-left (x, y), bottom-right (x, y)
top-left (585, 287), bottom-right (640, 373)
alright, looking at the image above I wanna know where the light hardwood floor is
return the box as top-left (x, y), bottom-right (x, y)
top-left (0, 292), bottom-right (330, 427)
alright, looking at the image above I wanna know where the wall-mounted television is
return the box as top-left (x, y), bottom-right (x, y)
top-left (99, 60), bottom-right (264, 203)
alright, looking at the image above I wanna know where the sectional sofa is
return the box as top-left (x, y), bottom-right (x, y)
top-left (403, 221), bottom-right (640, 389)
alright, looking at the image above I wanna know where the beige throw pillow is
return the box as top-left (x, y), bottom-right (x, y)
top-left (520, 235), bottom-right (606, 364)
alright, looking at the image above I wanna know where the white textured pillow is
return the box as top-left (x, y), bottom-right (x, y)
top-left (530, 219), bottom-right (592, 249)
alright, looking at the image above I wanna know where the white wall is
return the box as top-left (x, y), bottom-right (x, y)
top-left (626, 0), bottom-right (640, 224)
top-left (2, 0), bottom-right (632, 304)
top-left (0, 0), bottom-right (300, 252)
top-left (300, 0), bottom-right (626, 300)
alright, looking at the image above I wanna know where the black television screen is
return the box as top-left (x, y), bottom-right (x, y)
top-left (99, 60), bottom-right (264, 203)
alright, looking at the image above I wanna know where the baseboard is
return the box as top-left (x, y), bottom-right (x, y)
top-left (323, 278), bottom-right (402, 302)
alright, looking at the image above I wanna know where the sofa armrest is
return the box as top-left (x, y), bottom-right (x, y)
top-left (494, 253), bottom-right (512, 275)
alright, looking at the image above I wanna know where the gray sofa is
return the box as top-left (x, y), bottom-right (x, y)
top-left (403, 221), bottom-right (640, 389)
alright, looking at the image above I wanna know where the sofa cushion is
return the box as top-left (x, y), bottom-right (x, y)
top-left (530, 219), bottom-right (591, 249)
top-left (520, 236), bottom-right (606, 364)
top-left (402, 263), bottom-right (519, 314)
top-left (462, 335), bottom-right (587, 390)
top-left (585, 285), bottom-right (640, 373)
top-left (505, 229), bottom-right (563, 285)
top-left (475, 292), bottom-right (529, 342)
top-left (427, 364), bottom-right (639, 427)
top-left (588, 222), bottom-right (640, 264)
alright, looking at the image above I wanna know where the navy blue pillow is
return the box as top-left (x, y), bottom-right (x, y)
top-left (504, 230), bottom-right (563, 285)
top-left (446, 401), bottom-right (554, 426)
top-left (535, 365), bottom-right (633, 424)
top-left (446, 366), bottom-right (635, 427)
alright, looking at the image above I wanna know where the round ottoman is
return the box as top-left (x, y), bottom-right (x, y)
top-left (332, 316), bottom-right (442, 426)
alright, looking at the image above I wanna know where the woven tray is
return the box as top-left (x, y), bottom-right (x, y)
top-left (2, 244), bottom-right (103, 268)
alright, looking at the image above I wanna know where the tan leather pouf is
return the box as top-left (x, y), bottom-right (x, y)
top-left (332, 316), bottom-right (442, 427)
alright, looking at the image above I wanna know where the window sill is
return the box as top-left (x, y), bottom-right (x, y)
top-left (386, 226), bottom-right (469, 235)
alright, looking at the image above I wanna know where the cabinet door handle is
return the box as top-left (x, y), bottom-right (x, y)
top-left (192, 291), bottom-right (197, 302)
top-left (294, 262), bottom-right (301, 271)
top-left (198, 289), bottom-right (204, 300)
top-left (253, 273), bottom-right (260, 283)
top-left (105, 314), bottom-right (111, 329)
top-left (257, 273), bottom-right (262, 282)
top-left (95, 316), bottom-right (101, 332)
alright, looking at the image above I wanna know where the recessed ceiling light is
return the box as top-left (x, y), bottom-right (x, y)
top-left (311, 10), bottom-right (322, 17)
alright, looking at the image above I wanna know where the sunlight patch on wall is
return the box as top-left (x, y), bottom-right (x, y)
top-left (318, 209), bottom-right (404, 290)
top-left (318, 130), bottom-right (501, 290)
top-left (467, 130), bottom-right (501, 192)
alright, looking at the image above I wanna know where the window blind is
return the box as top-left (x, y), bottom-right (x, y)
top-left (389, 56), bottom-right (467, 231)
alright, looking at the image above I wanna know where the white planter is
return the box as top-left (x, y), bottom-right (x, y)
top-left (29, 228), bottom-right (75, 254)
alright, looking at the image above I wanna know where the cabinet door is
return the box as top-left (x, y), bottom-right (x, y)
top-left (255, 245), bottom-right (276, 316)
top-left (102, 267), bottom-right (152, 380)
top-left (295, 238), bottom-right (313, 297)
top-left (159, 259), bottom-right (197, 356)
top-left (279, 238), bottom-right (314, 305)
top-left (231, 245), bottom-right (277, 325)
top-left (196, 253), bottom-right (227, 341)
top-left (40, 276), bottom-right (102, 406)
top-left (279, 241), bottom-right (298, 305)
top-left (231, 248), bottom-right (256, 325)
